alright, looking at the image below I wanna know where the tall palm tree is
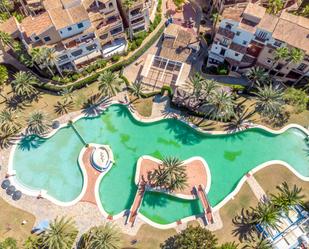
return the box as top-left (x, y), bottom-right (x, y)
top-left (150, 156), bottom-right (188, 192)
top-left (11, 71), bottom-right (38, 98)
top-left (54, 99), bottom-right (74, 116)
top-left (246, 67), bottom-right (269, 90)
top-left (42, 47), bottom-right (58, 76)
top-left (203, 90), bottom-right (235, 122)
top-left (269, 47), bottom-right (289, 73)
top-left (244, 235), bottom-right (272, 249)
top-left (251, 202), bottom-right (281, 229)
top-left (98, 70), bottom-right (123, 97)
top-left (26, 111), bottom-right (50, 135)
top-left (128, 80), bottom-right (145, 102)
top-left (0, 31), bottom-right (14, 51)
top-left (187, 73), bottom-right (206, 98)
top-left (0, 110), bottom-right (20, 133)
top-left (79, 223), bottom-right (123, 249)
top-left (271, 182), bottom-right (305, 213)
top-left (282, 48), bottom-right (305, 78)
top-left (40, 216), bottom-right (78, 249)
top-left (254, 84), bottom-right (283, 119)
top-left (0, 64), bottom-right (9, 101)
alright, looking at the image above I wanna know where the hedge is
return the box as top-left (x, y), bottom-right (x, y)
top-left (39, 24), bottom-right (166, 92)
top-left (161, 85), bottom-right (173, 96)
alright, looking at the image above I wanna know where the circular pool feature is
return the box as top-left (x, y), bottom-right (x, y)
top-left (91, 145), bottom-right (114, 172)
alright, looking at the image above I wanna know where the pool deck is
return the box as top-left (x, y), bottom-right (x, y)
top-left (80, 146), bottom-right (100, 205)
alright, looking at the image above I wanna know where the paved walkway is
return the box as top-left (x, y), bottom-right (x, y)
top-left (246, 173), bottom-right (268, 203)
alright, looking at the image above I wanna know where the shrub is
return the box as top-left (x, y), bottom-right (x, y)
top-left (135, 38), bottom-right (143, 47)
top-left (217, 63), bottom-right (229, 75)
top-left (111, 55), bottom-right (121, 62)
top-left (283, 87), bottom-right (309, 113)
top-left (204, 33), bottom-right (212, 45)
top-left (71, 74), bottom-right (80, 81)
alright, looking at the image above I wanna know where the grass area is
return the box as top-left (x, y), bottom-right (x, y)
top-left (122, 224), bottom-right (176, 249)
top-left (254, 164), bottom-right (309, 205)
top-left (0, 197), bottom-right (35, 246)
top-left (130, 96), bottom-right (154, 117)
top-left (213, 182), bottom-right (259, 245)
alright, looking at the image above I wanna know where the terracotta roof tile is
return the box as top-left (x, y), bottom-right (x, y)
top-left (21, 12), bottom-right (53, 37)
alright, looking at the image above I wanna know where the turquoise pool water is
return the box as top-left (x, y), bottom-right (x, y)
top-left (12, 104), bottom-right (309, 224)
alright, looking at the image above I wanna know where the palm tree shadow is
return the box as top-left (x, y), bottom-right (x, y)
top-left (142, 191), bottom-right (168, 208)
top-left (6, 95), bottom-right (27, 111)
top-left (232, 208), bottom-right (256, 243)
top-left (18, 134), bottom-right (46, 151)
top-left (116, 104), bottom-right (131, 118)
top-left (81, 94), bottom-right (111, 117)
top-left (165, 120), bottom-right (203, 145)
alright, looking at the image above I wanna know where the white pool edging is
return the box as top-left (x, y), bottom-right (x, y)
top-left (6, 101), bottom-right (309, 228)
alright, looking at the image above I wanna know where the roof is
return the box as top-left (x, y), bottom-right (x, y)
top-left (21, 12), bottom-right (53, 37)
top-left (0, 17), bottom-right (19, 37)
top-left (243, 3), bottom-right (266, 19)
top-left (48, 5), bottom-right (89, 30)
top-left (257, 13), bottom-right (278, 32)
top-left (272, 18), bottom-right (309, 53)
top-left (221, 6), bottom-right (244, 22)
top-left (164, 23), bottom-right (179, 37)
top-left (43, 0), bottom-right (63, 10)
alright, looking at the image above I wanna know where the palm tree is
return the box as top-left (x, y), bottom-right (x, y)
top-left (244, 235), bottom-right (272, 249)
top-left (0, 31), bottom-right (14, 51)
top-left (0, 64), bottom-right (9, 101)
top-left (254, 84), bottom-right (283, 119)
top-left (225, 108), bottom-right (254, 132)
top-left (246, 67), bottom-right (269, 90)
top-left (201, 79), bottom-right (219, 99)
top-left (54, 99), bottom-right (74, 116)
top-left (282, 48), bottom-right (304, 78)
top-left (150, 156), bottom-right (188, 192)
top-left (219, 242), bottom-right (239, 249)
top-left (79, 223), bottom-right (123, 249)
top-left (26, 111), bottom-right (50, 135)
top-left (0, 129), bottom-right (15, 149)
top-left (271, 182), bottom-right (305, 213)
top-left (187, 73), bottom-right (206, 98)
top-left (42, 47), bottom-right (58, 76)
top-left (40, 216), bottom-right (78, 249)
top-left (267, 0), bottom-right (284, 14)
top-left (98, 70), bottom-right (123, 97)
top-left (128, 80), bottom-right (145, 102)
top-left (251, 202), bottom-right (281, 229)
top-left (203, 90), bottom-right (235, 122)
top-left (0, 110), bottom-right (20, 133)
top-left (23, 236), bottom-right (40, 249)
top-left (11, 71), bottom-right (38, 98)
top-left (301, 5), bottom-right (309, 17)
top-left (269, 47), bottom-right (289, 73)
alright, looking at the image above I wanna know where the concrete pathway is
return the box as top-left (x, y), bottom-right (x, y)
top-left (246, 173), bottom-right (268, 203)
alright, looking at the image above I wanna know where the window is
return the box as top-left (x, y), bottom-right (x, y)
top-left (71, 49), bottom-right (83, 57)
top-left (266, 59), bottom-right (272, 64)
top-left (219, 48), bottom-right (226, 56)
top-left (297, 63), bottom-right (307, 71)
top-left (225, 24), bottom-right (232, 30)
top-left (273, 40), bottom-right (282, 47)
top-left (43, 36), bottom-right (51, 42)
top-left (221, 38), bottom-right (229, 46)
top-left (77, 23), bottom-right (84, 29)
top-left (257, 31), bottom-right (267, 40)
top-left (67, 27), bottom-right (72, 31)
top-left (34, 36), bottom-right (40, 41)
top-left (242, 40), bottom-right (247, 45)
top-left (236, 31), bottom-right (241, 36)
top-left (109, 2), bottom-right (113, 8)
top-left (235, 53), bottom-right (239, 57)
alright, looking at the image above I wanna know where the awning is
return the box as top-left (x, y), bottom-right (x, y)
top-left (74, 50), bottom-right (102, 65)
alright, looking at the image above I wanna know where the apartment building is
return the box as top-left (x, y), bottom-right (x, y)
top-left (208, 3), bottom-right (309, 85)
top-left (117, 0), bottom-right (152, 39)
top-left (0, 0), bottom-right (126, 73)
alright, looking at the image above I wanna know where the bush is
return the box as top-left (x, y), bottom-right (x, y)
top-left (71, 74), bottom-right (80, 81)
top-left (204, 33), bottom-right (212, 45)
top-left (284, 87), bottom-right (309, 113)
top-left (111, 55), bottom-right (121, 62)
top-left (129, 42), bottom-right (137, 51)
top-left (217, 63), bottom-right (229, 75)
top-left (135, 38), bottom-right (143, 47)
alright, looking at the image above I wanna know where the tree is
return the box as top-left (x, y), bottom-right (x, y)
top-left (301, 5), bottom-right (309, 17)
top-left (269, 47), bottom-right (289, 73)
top-left (150, 156), bottom-right (188, 192)
top-left (0, 237), bottom-right (18, 249)
top-left (98, 70), bottom-right (123, 97)
top-left (251, 202), bottom-right (281, 229)
top-left (11, 71), bottom-right (38, 98)
top-left (0, 129), bottom-right (15, 149)
top-left (203, 90), bottom-right (235, 121)
top-left (79, 223), bottom-right (123, 249)
top-left (160, 226), bottom-right (218, 249)
top-left (0, 31), bottom-right (14, 51)
top-left (267, 0), bottom-right (284, 14)
top-left (128, 80), bottom-right (145, 102)
top-left (54, 99), bottom-right (74, 116)
top-left (0, 110), bottom-right (20, 133)
top-left (0, 64), bottom-right (9, 101)
top-left (23, 236), bottom-right (41, 249)
top-left (40, 216), bottom-right (78, 249)
top-left (42, 47), bottom-right (58, 76)
top-left (218, 242), bottom-right (239, 249)
top-left (244, 235), bottom-right (272, 249)
top-left (254, 84), bottom-right (283, 119)
top-left (271, 182), bottom-right (305, 213)
top-left (283, 87), bottom-right (309, 113)
top-left (123, 0), bottom-right (135, 8)
top-left (282, 48), bottom-right (304, 78)
top-left (26, 111), bottom-right (50, 135)
top-left (246, 67), bottom-right (269, 90)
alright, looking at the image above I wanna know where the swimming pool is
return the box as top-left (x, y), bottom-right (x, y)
top-left (11, 104), bottom-right (309, 224)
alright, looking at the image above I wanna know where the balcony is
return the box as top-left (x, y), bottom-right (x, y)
top-left (217, 27), bottom-right (235, 39)
top-left (63, 33), bottom-right (96, 49)
top-left (229, 42), bottom-right (247, 54)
